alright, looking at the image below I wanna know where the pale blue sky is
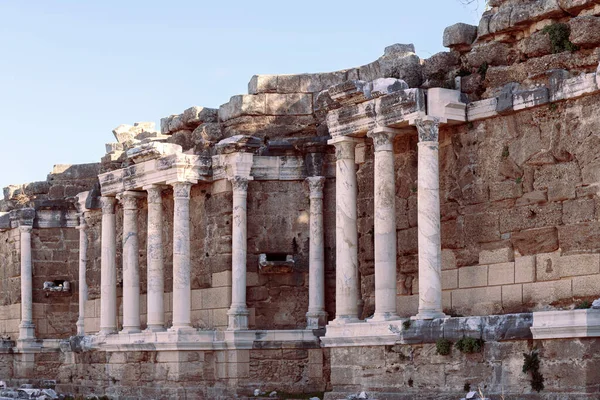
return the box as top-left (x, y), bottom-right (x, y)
top-left (0, 0), bottom-right (485, 191)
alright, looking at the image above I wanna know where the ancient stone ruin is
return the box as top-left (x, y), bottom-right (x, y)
top-left (2, 0), bottom-right (600, 398)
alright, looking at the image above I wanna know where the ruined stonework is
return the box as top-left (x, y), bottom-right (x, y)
top-left (2, 1), bottom-right (600, 398)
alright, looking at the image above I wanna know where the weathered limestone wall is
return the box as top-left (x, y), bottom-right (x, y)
top-left (0, 228), bottom-right (21, 338)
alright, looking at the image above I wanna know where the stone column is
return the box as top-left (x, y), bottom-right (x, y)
top-left (170, 181), bottom-right (193, 331)
top-left (227, 176), bottom-right (250, 330)
top-left (367, 128), bottom-right (400, 322)
top-left (327, 136), bottom-right (361, 324)
top-left (19, 224), bottom-right (35, 340)
top-left (414, 118), bottom-right (446, 320)
top-left (119, 191), bottom-right (144, 334)
top-left (76, 214), bottom-right (88, 335)
top-left (306, 176), bottom-right (328, 328)
top-left (100, 196), bottom-right (118, 334)
top-left (145, 185), bottom-right (165, 332)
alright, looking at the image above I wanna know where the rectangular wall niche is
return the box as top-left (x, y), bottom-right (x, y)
top-left (258, 253), bottom-right (295, 274)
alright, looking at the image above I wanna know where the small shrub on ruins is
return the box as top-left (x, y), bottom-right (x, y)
top-left (477, 62), bottom-right (488, 79)
top-left (463, 382), bottom-right (471, 392)
top-left (501, 146), bottom-right (510, 159)
top-left (575, 300), bottom-right (591, 309)
top-left (542, 23), bottom-right (578, 54)
top-left (436, 338), bottom-right (452, 355)
top-left (523, 349), bottom-right (545, 392)
top-left (402, 320), bottom-right (411, 330)
top-left (455, 337), bottom-right (484, 353)
top-left (548, 102), bottom-right (558, 112)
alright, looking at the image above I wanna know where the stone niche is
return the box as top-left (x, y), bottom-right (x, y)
top-left (258, 253), bottom-right (295, 274)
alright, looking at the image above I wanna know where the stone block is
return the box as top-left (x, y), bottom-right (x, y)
top-left (191, 289), bottom-right (203, 310)
top-left (536, 252), bottom-right (561, 281)
top-left (572, 274), bottom-right (600, 297)
top-left (558, 222), bottom-right (600, 253)
top-left (488, 262), bottom-right (515, 286)
top-left (523, 279), bottom-right (573, 305)
top-left (569, 16), bottom-right (600, 48)
top-left (489, 180), bottom-right (523, 201)
top-left (451, 286), bottom-right (502, 315)
top-left (443, 23), bottom-right (477, 48)
top-left (458, 265), bottom-right (488, 288)
top-left (511, 226), bottom-right (559, 256)
top-left (265, 93), bottom-right (312, 115)
top-left (513, 88), bottom-right (549, 111)
top-left (479, 246), bottom-right (514, 264)
top-left (558, 0), bottom-right (599, 13)
top-left (84, 300), bottom-right (96, 318)
top-left (441, 249), bottom-right (457, 270)
top-left (501, 284), bottom-right (523, 309)
top-left (219, 94), bottom-right (267, 122)
top-left (442, 269), bottom-right (458, 290)
top-left (212, 270), bottom-right (232, 287)
top-left (84, 317), bottom-right (99, 334)
top-left (563, 198), bottom-right (595, 224)
top-left (396, 294), bottom-right (418, 318)
top-left (558, 253), bottom-right (600, 277)
top-left (515, 256), bottom-right (536, 283)
top-left (248, 75), bottom-right (278, 94)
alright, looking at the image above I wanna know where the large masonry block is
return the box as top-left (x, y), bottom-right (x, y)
top-left (488, 262), bottom-right (515, 286)
top-left (479, 247), bottom-right (514, 264)
top-left (523, 280), bottom-right (573, 305)
top-left (535, 252), bottom-right (561, 282)
top-left (458, 265), bottom-right (488, 288)
top-left (515, 256), bottom-right (536, 283)
top-left (558, 254), bottom-right (600, 277)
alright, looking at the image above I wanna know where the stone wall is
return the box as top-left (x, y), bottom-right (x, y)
top-left (0, 228), bottom-right (21, 338)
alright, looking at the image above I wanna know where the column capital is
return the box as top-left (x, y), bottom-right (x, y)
top-left (144, 184), bottom-right (166, 204)
top-left (18, 225), bottom-right (32, 233)
top-left (229, 176), bottom-right (249, 193)
top-left (327, 136), bottom-right (362, 160)
top-left (76, 214), bottom-right (87, 231)
top-left (306, 176), bottom-right (325, 199)
top-left (367, 127), bottom-right (401, 152)
top-left (117, 191), bottom-right (146, 210)
top-left (170, 181), bottom-right (193, 199)
top-left (414, 117), bottom-right (440, 142)
top-left (100, 196), bottom-right (117, 215)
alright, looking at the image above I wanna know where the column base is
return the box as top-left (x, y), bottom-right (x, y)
top-left (227, 308), bottom-right (249, 330)
top-left (306, 311), bottom-right (328, 329)
top-left (18, 322), bottom-right (35, 341)
top-left (412, 310), bottom-right (447, 320)
top-left (168, 325), bottom-right (196, 333)
top-left (99, 327), bottom-right (118, 335)
top-left (145, 325), bottom-right (166, 333)
top-left (368, 312), bottom-right (401, 322)
top-left (329, 315), bottom-right (360, 325)
top-left (120, 327), bottom-right (142, 334)
top-left (76, 319), bottom-right (85, 336)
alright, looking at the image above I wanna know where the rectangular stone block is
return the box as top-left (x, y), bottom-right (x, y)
top-left (451, 286), bottom-right (502, 315)
top-left (458, 265), bottom-right (488, 288)
top-left (396, 294), bottom-right (418, 318)
top-left (265, 93), bottom-right (313, 115)
top-left (572, 274), bottom-right (600, 297)
top-left (515, 255), bottom-right (536, 283)
top-left (84, 317), bottom-right (99, 334)
top-left (502, 284), bottom-right (523, 308)
top-left (479, 247), bottom-right (514, 264)
top-left (308, 349), bottom-right (323, 364)
top-left (212, 270), bottom-right (232, 287)
top-left (513, 88), bottom-right (549, 111)
top-left (442, 269), bottom-right (458, 290)
top-left (523, 279), bottom-right (572, 305)
top-left (164, 292), bottom-right (172, 313)
top-left (212, 308), bottom-right (228, 327)
top-left (85, 300), bottom-right (96, 319)
top-left (558, 254), bottom-right (600, 277)
top-left (488, 262), bottom-right (515, 286)
top-left (191, 289), bottom-right (203, 310)
top-left (536, 252), bottom-right (561, 281)
top-left (442, 249), bottom-right (457, 270)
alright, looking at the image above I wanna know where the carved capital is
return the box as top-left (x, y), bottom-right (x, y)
top-left (19, 225), bottom-right (32, 234)
top-left (306, 176), bottom-right (325, 199)
top-left (230, 176), bottom-right (248, 193)
top-left (328, 137), bottom-right (361, 160)
top-left (117, 191), bottom-right (145, 210)
top-left (145, 185), bottom-right (164, 204)
top-left (415, 118), bottom-right (440, 142)
top-left (171, 182), bottom-right (192, 199)
top-left (367, 128), bottom-right (399, 152)
top-left (100, 196), bottom-right (117, 215)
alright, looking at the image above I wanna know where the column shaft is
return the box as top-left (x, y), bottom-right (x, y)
top-left (306, 177), bottom-right (327, 328)
top-left (145, 185), bottom-right (165, 332)
top-left (328, 137), bottom-right (360, 324)
top-left (19, 225), bottom-right (35, 340)
top-left (368, 129), bottom-right (400, 321)
top-left (415, 119), bottom-right (446, 319)
top-left (227, 176), bottom-right (250, 330)
top-left (119, 191), bottom-right (144, 333)
top-left (76, 216), bottom-right (88, 335)
top-left (171, 182), bottom-right (193, 331)
top-left (100, 196), bottom-right (118, 334)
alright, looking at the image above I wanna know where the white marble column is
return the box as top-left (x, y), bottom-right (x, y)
top-left (327, 136), bottom-right (361, 324)
top-left (76, 214), bottom-right (88, 335)
top-left (367, 128), bottom-right (400, 322)
top-left (119, 191), bottom-right (144, 333)
top-left (414, 118), bottom-right (446, 320)
top-left (170, 181), bottom-right (193, 331)
top-left (18, 224), bottom-right (35, 340)
top-left (306, 176), bottom-right (328, 328)
top-left (145, 185), bottom-right (165, 332)
top-left (227, 176), bottom-right (250, 330)
top-left (100, 196), bottom-right (118, 334)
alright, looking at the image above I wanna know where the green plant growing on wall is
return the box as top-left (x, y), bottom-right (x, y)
top-left (523, 349), bottom-right (545, 392)
top-left (575, 300), bottom-right (591, 309)
top-left (402, 320), bottom-right (411, 330)
top-left (478, 62), bottom-right (488, 79)
top-left (436, 338), bottom-right (452, 355)
top-left (501, 146), bottom-right (510, 158)
top-left (455, 337), bottom-right (485, 353)
top-left (548, 102), bottom-right (558, 112)
top-left (542, 23), bottom-right (578, 54)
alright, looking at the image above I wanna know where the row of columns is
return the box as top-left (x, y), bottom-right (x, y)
top-left (328, 118), bottom-right (445, 323)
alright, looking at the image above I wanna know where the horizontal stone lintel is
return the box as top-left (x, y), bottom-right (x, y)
top-left (531, 309), bottom-right (600, 339)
